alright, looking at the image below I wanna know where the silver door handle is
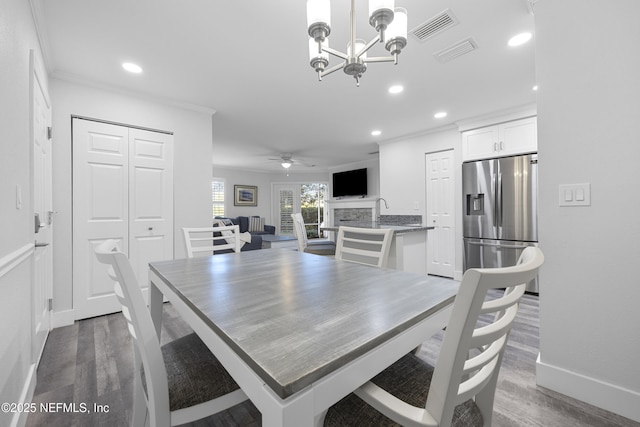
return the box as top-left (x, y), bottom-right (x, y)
top-left (467, 241), bottom-right (529, 250)
top-left (35, 242), bottom-right (50, 248)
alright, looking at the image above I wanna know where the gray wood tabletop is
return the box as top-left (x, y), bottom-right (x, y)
top-left (149, 249), bottom-right (459, 399)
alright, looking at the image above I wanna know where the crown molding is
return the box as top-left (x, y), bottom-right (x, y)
top-left (50, 70), bottom-right (217, 115)
top-left (29, 0), bottom-right (53, 72)
top-left (376, 123), bottom-right (459, 146)
top-left (455, 103), bottom-right (536, 132)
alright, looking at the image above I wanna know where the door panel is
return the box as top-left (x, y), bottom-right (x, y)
top-left (128, 128), bottom-right (173, 290)
top-left (426, 150), bottom-right (455, 278)
top-left (73, 120), bottom-right (173, 319)
top-left (462, 158), bottom-right (498, 240)
top-left (497, 154), bottom-right (538, 242)
top-left (31, 51), bottom-right (52, 362)
top-left (273, 185), bottom-right (299, 235)
top-left (73, 120), bottom-right (129, 319)
top-left (463, 238), bottom-right (538, 292)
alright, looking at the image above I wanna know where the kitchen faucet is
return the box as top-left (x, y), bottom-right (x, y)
top-left (375, 197), bottom-right (389, 222)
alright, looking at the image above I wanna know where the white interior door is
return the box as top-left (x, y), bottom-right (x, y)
top-left (73, 120), bottom-right (129, 319)
top-left (73, 119), bottom-right (173, 320)
top-left (273, 185), bottom-right (300, 235)
top-left (128, 128), bottom-right (174, 289)
top-left (31, 51), bottom-right (52, 362)
top-left (426, 150), bottom-right (455, 277)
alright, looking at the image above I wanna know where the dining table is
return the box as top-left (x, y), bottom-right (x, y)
top-left (148, 248), bottom-right (459, 427)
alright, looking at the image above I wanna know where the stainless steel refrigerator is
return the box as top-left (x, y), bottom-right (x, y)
top-left (462, 153), bottom-right (539, 292)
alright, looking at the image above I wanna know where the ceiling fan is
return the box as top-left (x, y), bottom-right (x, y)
top-left (268, 153), bottom-right (315, 169)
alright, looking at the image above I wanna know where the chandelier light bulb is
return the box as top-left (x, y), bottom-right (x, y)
top-left (306, 0), bottom-right (408, 86)
top-left (385, 7), bottom-right (407, 55)
top-left (369, 0), bottom-right (395, 35)
top-left (307, 0), bottom-right (331, 42)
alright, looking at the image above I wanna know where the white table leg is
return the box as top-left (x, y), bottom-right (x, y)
top-left (260, 388), bottom-right (315, 427)
top-left (148, 273), bottom-right (164, 340)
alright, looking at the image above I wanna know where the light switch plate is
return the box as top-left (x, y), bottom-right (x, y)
top-left (16, 185), bottom-right (22, 210)
top-left (559, 183), bottom-right (591, 206)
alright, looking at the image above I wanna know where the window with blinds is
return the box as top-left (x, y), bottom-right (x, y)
top-left (279, 189), bottom-right (294, 235)
top-left (212, 179), bottom-right (225, 218)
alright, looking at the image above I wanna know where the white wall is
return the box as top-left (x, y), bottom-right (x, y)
top-left (378, 127), bottom-right (463, 275)
top-left (535, 1), bottom-right (640, 421)
top-left (213, 166), bottom-right (330, 225)
top-left (51, 79), bottom-right (214, 319)
top-left (0, 0), bottom-right (47, 425)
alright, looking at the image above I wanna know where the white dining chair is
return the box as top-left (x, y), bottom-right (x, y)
top-left (182, 225), bottom-right (241, 257)
top-left (291, 212), bottom-right (336, 255)
top-left (323, 246), bottom-right (544, 427)
top-left (334, 226), bottom-right (394, 268)
top-left (94, 240), bottom-right (248, 427)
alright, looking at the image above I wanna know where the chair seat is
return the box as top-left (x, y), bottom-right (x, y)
top-left (304, 243), bottom-right (336, 255)
top-left (143, 333), bottom-right (241, 411)
top-left (307, 239), bottom-right (335, 247)
top-left (324, 353), bottom-right (483, 426)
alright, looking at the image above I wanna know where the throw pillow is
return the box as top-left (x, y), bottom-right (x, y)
top-left (218, 218), bottom-right (234, 227)
top-left (214, 219), bottom-right (234, 237)
top-left (248, 216), bottom-right (265, 232)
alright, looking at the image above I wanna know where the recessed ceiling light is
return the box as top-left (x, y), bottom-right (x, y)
top-left (388, 85), bottom-right (404, 94)
top-left (371, 130), bottom-right (382, 136)
top-left (532, 85), bottom-right (539, 91)
top-left (122, 62), bottom-right (143, 73)
top-left (434, 111), bottom-right (447, 119)
top-left (508, 32), bottom-right (532, 47)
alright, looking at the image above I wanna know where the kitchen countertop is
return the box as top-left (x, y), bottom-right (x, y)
top-left (321, 222), bottom-right (434, 234)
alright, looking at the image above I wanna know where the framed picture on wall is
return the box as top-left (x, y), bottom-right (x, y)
top-left (234, 185), bottom-right (258, 206)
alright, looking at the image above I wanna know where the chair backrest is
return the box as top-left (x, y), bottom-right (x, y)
top-left (334, 226), bottom-right (394, 268)
top-left (182, 225), bottom-right (241, 258)
top-left (291, 213), bottom-right (308, 252)
top-left (94, 240), bottom-right (170, 422)
top-left (424, 246), bottom-right (544, 427)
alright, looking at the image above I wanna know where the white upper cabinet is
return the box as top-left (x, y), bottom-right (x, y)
top-left (462, 117), bottom-right (537, 161)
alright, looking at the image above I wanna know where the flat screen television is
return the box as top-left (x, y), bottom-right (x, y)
top-left (332, 168), bottom-right (368, 197)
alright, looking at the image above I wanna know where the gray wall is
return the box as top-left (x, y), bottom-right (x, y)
top-left (535, 1), bottom-right (640, 421)
top-left (51, 79), bottom-right (215, 320)
top-left (0, 0), bottom-right (48, 425)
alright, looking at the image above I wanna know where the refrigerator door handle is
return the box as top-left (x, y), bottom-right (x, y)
top-left (497, 171), bottom-right (503, 228)
top-left (491, 173), bottom-right (498, 228)
top-left (467, 241), bottom-right (531, 249)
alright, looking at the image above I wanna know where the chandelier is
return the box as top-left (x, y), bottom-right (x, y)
top-left (307, 0), bottom-right (408, 86)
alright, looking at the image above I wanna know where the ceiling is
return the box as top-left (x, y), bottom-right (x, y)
top-left (36, 0), bottom-right (536, 173)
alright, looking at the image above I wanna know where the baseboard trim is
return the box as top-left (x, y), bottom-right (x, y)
top-left (52, 309), bottom-right (75, 328)
top-left (11, 363), bottom-right (36, 427)
top-left (536, 353), bottom-right (640, 423)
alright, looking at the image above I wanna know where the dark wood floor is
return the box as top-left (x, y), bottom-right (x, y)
top-left (27, 292), bottom-right (639, 427)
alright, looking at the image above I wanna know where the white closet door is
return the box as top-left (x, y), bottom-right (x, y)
top-left (73, 119), bottom-right (129, 319)
top-left (72, 119), bottom-right (173, 319)
top-left (128, 128), bottom-right (173, 290)
top-left (425, 150), bottom-right (455, 278)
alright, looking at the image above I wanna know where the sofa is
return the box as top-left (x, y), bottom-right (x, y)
top-left (214, 216), bottom-right (275, 252)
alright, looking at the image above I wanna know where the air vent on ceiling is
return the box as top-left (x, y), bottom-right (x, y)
top-left (433, 38), bottom-right (478, 63)
top-left (410, 9), bottom-right (459, 43)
